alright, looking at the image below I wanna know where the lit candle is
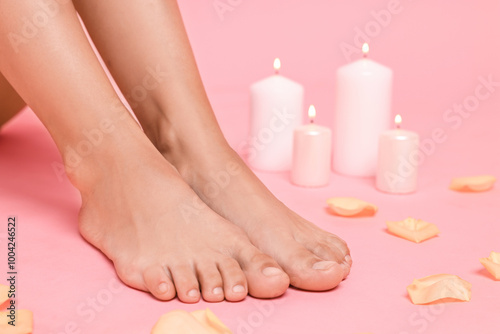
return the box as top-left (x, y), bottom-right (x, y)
top-left (333, 43), bottom-right (393, 177)
top-left (248, 58), bottom-right (304, 171)
top-left (376, 115), bottom-right (420, 194)
top-left (291, 105), bottom-right (332, 187)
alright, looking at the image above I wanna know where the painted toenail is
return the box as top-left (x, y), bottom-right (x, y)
top-left (262, 267), bottom-right (284, 277)
top-left (158, 283), bottom-right (168, 294)
top-left (212, 287), bottom-right (223, 295)
top-left (312, 261), bottom-right (336, 270)
top-left (232, 285), bottom-right (245, 293)
top-left (187, 289), bottom-right (199, 297)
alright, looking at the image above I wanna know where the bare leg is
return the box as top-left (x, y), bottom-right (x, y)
top-left (0, 72), bottom-right (26, 127)
top-left (74, 0), bottom-right (351, 291)
top-left (0, 0), bottom-right (288, 302)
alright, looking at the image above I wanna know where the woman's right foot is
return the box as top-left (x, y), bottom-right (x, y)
top-left (71, 130), bottom-right (289, 302)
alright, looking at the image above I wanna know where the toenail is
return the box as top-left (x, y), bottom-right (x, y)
top-left (212, 287), bottom-right (223, 295)
top-left (158, 283), bottom-right (168, 294)
top-left (312, 261), bottom-right (336, 270)
top-left (262, 267), bottom-right (284, 277)
top-left (232, 285), bottom-right (245, 293)
top-left (187, 289), bottom-right (199, 298)
top-left (344, 255), bottom-right (352, 265)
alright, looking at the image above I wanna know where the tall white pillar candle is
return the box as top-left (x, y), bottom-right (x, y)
top-left (249, 58), bottom-right (304, 171)
top-left (333, 43), bottom-right (393, 177)
top-left (376, 115), bottom-right (419, 194)
top-left (291, 105), bottom-right (332, 187)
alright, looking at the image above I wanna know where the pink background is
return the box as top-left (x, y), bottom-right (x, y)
top-left (1, 0), bottom-right (499, 333)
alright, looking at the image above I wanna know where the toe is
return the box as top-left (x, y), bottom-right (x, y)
top-left (113, 259), bottom-right (146, 293)
top-left (170, 264), bottom-right (201, 303)
top-left (344, 254), bottom-right (353, 267)
top-left (306, 242), bottom-right (351, 279)
top-left (307, 242), bottom-right (345, 263)
top-left (196, 262), bottom-right (224, 302)
top-left (236, 245), bottom-right (289, 299)
top-left (327, 235), bottom-right (351, 260)
top-left (143, 265), bottom-right (176, 301)
top-left (216, 258), bottom-right (248, 302)
top-left (341, 262), bottom-right (351, 280)
top-left (276, 242), bottom-right (344, 291)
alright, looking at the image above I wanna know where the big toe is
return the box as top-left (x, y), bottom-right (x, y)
top-left (143, 265), bottom-right (176, 301)
top-left (236, 245), bottom-right (290, 298)
top-left (277, 242), bottom-right (346, 291)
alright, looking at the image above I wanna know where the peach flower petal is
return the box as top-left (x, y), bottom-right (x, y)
top-left (326, 197), bottom-right (378, 217)
top-left (480, 251), bottom-right (500, 280)
top-left (450, 175), bottom-right (496, 192)
top-left (407, 274), bottom-right (471, 305)
top-left (0, 284), bottom-right (9, 306)
top-left (0, 310), bottom-right (33, 334)
top-left (386, 218), bottom-right (440, 243)
top-left (191, 309), bottom-right (232, 334)
top-left (151, 309), bottom-right (231, 334)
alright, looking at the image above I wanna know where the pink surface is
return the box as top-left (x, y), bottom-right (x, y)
top-left (1, 0), bottom-right (500, 333)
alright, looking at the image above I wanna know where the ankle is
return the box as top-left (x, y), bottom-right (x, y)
top-left (141, 109), bottom-right (229, 168)
top-left (61, 120), bottom-right (147, 192)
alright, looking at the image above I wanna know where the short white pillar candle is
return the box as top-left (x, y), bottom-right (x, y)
top-left (291, 105), bottom-right (332, 187)
top-left (376, 115), bottom-right (420, 194)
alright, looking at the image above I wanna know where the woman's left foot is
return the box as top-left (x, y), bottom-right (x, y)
top-left (162, 135), bottom-right (351, 291)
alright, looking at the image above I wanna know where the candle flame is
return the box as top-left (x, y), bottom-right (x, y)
top-left (362, 43), bottom-right (369, 57)
top-left (308, 105), bottom-right (316, 122)
top-left (273, 58), bottom-right (281, 73)
top-left (395, 114), bottom-right (402, 128)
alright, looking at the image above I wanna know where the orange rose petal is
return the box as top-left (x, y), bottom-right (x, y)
top-left (407, 274), bottom-right (471, 305)
top-left (326, 197), bottom-right (378, 217)
top-left (191, 309), bottom-right (232, 334)
top-left (151, 310), bottom-right (210, 334)
top-left (386, 218), bottom-right (439, 243)
top-left (450, 175), bottom-right (496, 192)
top-left (151, 309), bottom-right (232, 334)
top-left (480, 251), bottom-right (500, 280)
top-left (0, 284), bottom-right (9, 306)
top-left (0, 310), bottom-right (33, 334)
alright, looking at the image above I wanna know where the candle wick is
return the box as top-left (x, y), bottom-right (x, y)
top-left (363, 53), bottom-right (367, 59)
top-left (310, 118), bottom-right (314, 124)
top-left (396, 124), bottom-right (401, 129)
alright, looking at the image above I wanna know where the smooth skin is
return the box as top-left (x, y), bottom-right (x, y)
top-left (0, 0), bottom-right (351, 302)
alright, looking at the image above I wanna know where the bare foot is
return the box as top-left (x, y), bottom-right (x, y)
top-left (70, 131), bottom-right (289, 302)
top-left (163, 137), bottom-right (352, 292)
